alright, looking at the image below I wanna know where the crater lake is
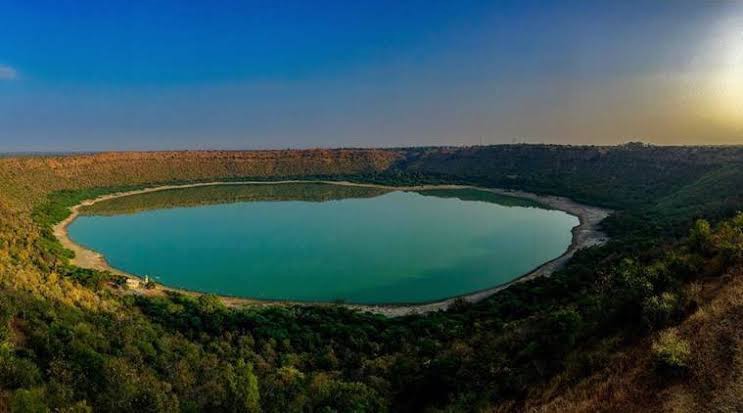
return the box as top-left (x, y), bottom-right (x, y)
top-left (67, 183), bottom-right (579, 304)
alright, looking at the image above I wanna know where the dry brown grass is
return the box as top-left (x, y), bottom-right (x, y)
top-left (669, 270), bottom-right (743, 412)
top-left (505, 269), bottom-right (743, 413)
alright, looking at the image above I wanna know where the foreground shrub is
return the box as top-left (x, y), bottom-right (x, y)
top-left (651, 328), bottom-right (691, 377)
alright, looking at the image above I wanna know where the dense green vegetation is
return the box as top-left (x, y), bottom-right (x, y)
top-left (0, 145), bottom-right (742, 411)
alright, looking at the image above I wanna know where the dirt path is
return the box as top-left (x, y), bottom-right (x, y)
top-left (53, 180), bottom-right (612, 317)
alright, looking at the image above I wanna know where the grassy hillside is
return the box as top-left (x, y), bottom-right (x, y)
top-left (0, 145), bottom-right (741, 412)
top-left (0, 149), bottom-right (401, 209)
top-left (520, 266), bottom-right (743, 412)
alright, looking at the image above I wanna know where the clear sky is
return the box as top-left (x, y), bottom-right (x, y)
top-left (1, 1), bottom-right (741, 151)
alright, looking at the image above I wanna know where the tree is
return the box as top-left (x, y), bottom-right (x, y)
top-left (227, 359), bottom-right (260, 413)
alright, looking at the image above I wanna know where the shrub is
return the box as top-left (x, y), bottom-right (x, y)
top-left (688, 219), bottom-right (712, 254)
top-left (651, 328), bottom-right (691, 377)
top-left (0, 349), bottom-right (41, 389)
top-left (641, 292), bottom-right (680, 331)
top-left (10, 388), bottom-right (48, 413)
top-left (112, 276), bottom-right (128, 288)
top-left (712, 214), bottom-right (743, 264)
top-left (448, 297), bottom-right (472, 312)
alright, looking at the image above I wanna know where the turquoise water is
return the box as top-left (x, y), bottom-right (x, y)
top-left (67, 184), bottom-right (578, 304)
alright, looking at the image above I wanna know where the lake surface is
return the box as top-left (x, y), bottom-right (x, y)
top-left (68, 183), bottom-right (579, 304)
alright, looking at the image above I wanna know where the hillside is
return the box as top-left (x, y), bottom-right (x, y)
top-left (0, 145), bottom-right (742, 412)
top-left (519, 265), bottom-right (743, 412)
top-left (0, 149), bottom-right (401, 209)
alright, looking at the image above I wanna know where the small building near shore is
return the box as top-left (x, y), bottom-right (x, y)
top-left (125, 278), bottom-right (142, 289)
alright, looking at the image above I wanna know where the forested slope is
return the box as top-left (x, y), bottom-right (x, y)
top-left (0, 145), bottom-right (741, 412)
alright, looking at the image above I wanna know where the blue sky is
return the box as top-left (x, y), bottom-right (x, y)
top-left (1, 1), bottom-right (741, 151)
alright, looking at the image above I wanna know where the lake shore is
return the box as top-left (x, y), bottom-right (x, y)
top-left (53, 180), bottom-right (612, 317)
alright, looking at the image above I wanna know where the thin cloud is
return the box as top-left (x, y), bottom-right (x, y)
top-left (0, 64), bottom-right (18, 80)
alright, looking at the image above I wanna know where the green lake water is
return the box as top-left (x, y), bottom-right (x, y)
top-left (67, 183), bottom-right (578, 304)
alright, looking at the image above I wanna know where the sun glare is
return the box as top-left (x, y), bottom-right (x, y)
top-left (708, 11), bottom-right (743, 126)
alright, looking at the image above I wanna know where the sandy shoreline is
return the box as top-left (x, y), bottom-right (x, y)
top-left (53, 180), bottom-right (612, 317)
